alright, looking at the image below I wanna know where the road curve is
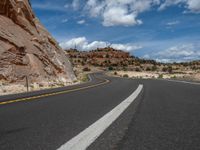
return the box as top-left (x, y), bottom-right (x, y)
top-left (0, 74), bottom-right (200, 150)
top-left (0, 73), bottom-right (140, 150)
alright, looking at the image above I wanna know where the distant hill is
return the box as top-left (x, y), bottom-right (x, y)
top-left (66, 47), bottom-right (161, 71)
top-left (66, 47), bottom-right (200, 73)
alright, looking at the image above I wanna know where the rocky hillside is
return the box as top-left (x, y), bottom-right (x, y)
top-left (66, 47), bottom-right (200, 73)
top-left (66, 47), bottom-right (158, 71)
top-left (0, 0), bottom-right (76, 83)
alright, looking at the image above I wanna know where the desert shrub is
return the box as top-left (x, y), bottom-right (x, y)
top-left (171, 75), bottom-right (177, 79)
top-left (152, 65), bottom-right (157, 71)
top-left (192, 66), bottom-right (197, 70)
top-left (135, 62), bottom-right (141, 66)
top-left (123, 74), bottom-right (129, 78)
top-left (135, 67), bottom-right (140, 72)
top-left (158, 74), bottom-right (163, 78)
top-left (81, 61), bottom-right (85, 66)
top-left (114, 72), bottom-right (118, 75)
top-left (162, 67), bottom-right (168, 72)
top-left (81, 74), bottom-right (89, 82)
top-left (123, 67), bottom-right (127, 71)
top-left (146, 67), bottom-right (151, 71)
top-left (168, 66), bottom-right (173, 73)
top-left (108, 66), bottom-right (114, 71)
top-left (82, 67), bottom-right (91, 72)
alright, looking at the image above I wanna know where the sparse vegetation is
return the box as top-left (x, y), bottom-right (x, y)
top-left (66, 48), bottom-right (200, 82)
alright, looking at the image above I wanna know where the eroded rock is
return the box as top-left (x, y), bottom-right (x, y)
top-left (0, 0), bottom-right (76, 83)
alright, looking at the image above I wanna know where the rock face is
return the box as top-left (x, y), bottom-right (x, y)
top-left (0, 0), bottom-right (76, 83)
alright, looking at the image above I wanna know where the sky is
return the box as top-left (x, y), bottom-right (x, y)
top-left (31, 0), bottom-right (200, 63)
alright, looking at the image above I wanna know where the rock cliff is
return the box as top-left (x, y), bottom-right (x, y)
top-left (0, 0), bottom-right (76, 83)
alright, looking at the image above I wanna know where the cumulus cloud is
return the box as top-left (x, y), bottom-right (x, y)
top-left (186, 0), bottom-right (200, 13)
top-left (144, 44), bottom-right (200, 62)
top-left (85, 0), bottom-right (159, 27)
top-left (81, 0), bottom-right (200, 27)
top-left (158, 0), bottom-right (200, 13)
top-left (59, 37), bottom-right (142, 52)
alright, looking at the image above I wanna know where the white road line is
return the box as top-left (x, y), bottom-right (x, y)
top-left (163, 79), bottom-right (200, 85)
top-left (57, 84), bottom-right (143, 150)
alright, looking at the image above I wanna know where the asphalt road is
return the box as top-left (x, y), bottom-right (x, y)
top-left (117, 79), bottom-right (200, 150)
top-left (0, 73), bottom-right (139, 150)
top-left (0, 73), bottom-right (200, 150)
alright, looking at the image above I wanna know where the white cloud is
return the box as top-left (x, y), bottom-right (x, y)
top-left (112, 43), bottom-right (142, 52)
top-left (166, 20), bottom-right (180, 26)
top-left (82, 0), bottom-right (200, 27)
top-left (77, 20), bottom-right (86, 24)
top-left (85, 0), bottom-right (159, 27)
top-left (186, 0), bottom-right (200, 13)
top-left (72, 0), bottom-right (80, 10)
top-left (59, 37), bottom-right (142, 52)
top-left (102, 7), bottom-right (143, 26)
top-left (158, 0), bottom-right (200, 13)
top-left (158, 0), bottom-right (184, 11)
top-left (146, 44), bottom-right (200, 62)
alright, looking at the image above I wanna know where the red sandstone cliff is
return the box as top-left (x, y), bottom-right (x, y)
top-left (0, 0), bottom-right (76, 83)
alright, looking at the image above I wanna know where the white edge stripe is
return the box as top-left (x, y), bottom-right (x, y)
top-left (164, 79), bottom-right (200, 85)
top-left (57, 84), bottom-right (143, 150)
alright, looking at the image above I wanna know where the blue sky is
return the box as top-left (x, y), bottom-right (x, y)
top-left (31, 0), bottom-right (200, 62)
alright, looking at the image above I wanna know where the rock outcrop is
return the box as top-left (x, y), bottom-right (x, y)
top-left (0, 0), bottom-right (76, 83)
top-left (66, 47), bottom-right (137, 67)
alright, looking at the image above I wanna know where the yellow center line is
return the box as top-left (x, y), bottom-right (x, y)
top-left (0, 78), bottom-right (110, 106)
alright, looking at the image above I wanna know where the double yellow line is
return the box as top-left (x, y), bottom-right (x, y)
top-left (0, 77), bottom-right (110, 106)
